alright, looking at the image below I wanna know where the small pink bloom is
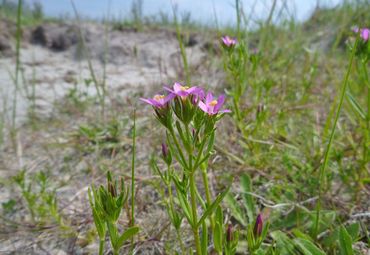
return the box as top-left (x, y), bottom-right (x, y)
top-left (164, 82), bottom-right (204, 98)
top-left (353, 27), bottom-right (370, 41)
top-left (198, 92), bottom-right (231, 115)
top-left (221, 36), bottom-right (237, 47)
top-left (140, 93), bottom-right (175, 108)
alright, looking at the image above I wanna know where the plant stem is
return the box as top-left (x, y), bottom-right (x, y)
top-left (99, 239), bottom-right (104, 255)
top-left (167, 168), bottom-right (186, 254)
top-left (361, 60), bottom-right (369, 179)
top-left (190, 172), bottom-right (202, 254)
top-left (171, 3), bottom-right (191, 85)
top-left (235, 0), bottom-right (241, 39)
top-left (169, 127), bottom-right (189, 170)
top-left (11, 0), bottom-right (22, 141)
top-left (201, 167), bottom-right (215, 233)
top-left (176, 227), bottom-right (186, 255)
top-left (314, 38), bottom-right (358, 238)
top-left (130, 109), bottom-right (136, 254)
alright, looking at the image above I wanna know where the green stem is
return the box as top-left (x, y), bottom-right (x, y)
top-left (166, 165), bottom-right (186, 254)
top-left (235, 0), bottom-right (241, 40)
top-left (176, 227), bottom-right (186, 255)
top-left (130, 109), bottom-right (136, 254)
top-left (169, 127), bottom-right (189, 170)
top-left (314, 39), bottom-right (358, 238)
top-left (190, 172), bottom-right (202, 255)
top-left (362, 60), bottom-right (369, 179)
top-left (232, 97), bottom-right (241, 122)
top-left (172, 5), bottom-right (191, 85)
top-left (11, 0), bottom-right (22, 138)
top-left (201, 168), bottom-right (215, 232)
top-left (99, 239), bottom-right (105, 255)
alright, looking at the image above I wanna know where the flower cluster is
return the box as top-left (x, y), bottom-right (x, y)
top-left (354, 27), bottom-right (370, 42)
top-left (351, 27), bottom-right (370, 60)
top-left (140, 82), bottom-right (230, 126)
top-left (221, 35), bottom-right (237, 48)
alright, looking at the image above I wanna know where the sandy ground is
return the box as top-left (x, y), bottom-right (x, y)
top-left (0, 22), bottom-right (208, 125)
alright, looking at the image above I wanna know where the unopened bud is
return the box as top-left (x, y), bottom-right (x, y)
top-left (253, 214), bottom-right (263, 238)
top-left (162, 143), bottom-right (168, 158)
top-left (108, 181), bottom-right (117, 197)
top-left (161, 143), bottom-right (172, 165)
top-left (226, 224), bottom-right (233, 242)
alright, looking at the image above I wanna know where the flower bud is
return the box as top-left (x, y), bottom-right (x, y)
top-left (253, 214), bottom-right (263, 238)
top-left (161, 143), bottom-right (172, 166)
top-left (108, 181), bottom-right (117, 198)
top-left (226, 224), bottom-right (233, 243)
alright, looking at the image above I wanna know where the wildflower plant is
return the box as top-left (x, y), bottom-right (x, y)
top-left (220, 35), bottom-right (266, 154)
top-left (142, 82), bottom-right (231, 254)
top-left (346, 27), bottom-right (370, 195)
top-left (246, 214), bottom-right (270, 254)
top-left (88, 171), bottom-right (139, 255)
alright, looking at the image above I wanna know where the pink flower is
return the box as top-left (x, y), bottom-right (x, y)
top-left (164, 82), bottom-right (204, 98)
top-left (198, 92), bottom-right (231, 115)
top-left (221, 36), bottom-right (237, 47)
top-left (140, 93), bottom-right (175, 108)
top-left (353, 27), bottom-right (370, 41)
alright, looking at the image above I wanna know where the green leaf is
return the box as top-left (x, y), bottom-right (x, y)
top-left (116, 226), bottom-right (140, 249)
top-left (224, 193), bottom-right (247, 226)
top-left (346, 91), bottom-right (366, 120)
top-left (271, 231), bottom-right (297, 255)
top-left (197, 187), bottom-right (230, 228)
top-left (294, 238), bottom-right (326, 255)
top-left (172, 176), bottom-right (193, 226)
top-left (322, 223), bottom-right (359, 247)
top-left (339, 226), bottom-right (353, 255)
top-left (214, 221), bottom-right (223, 252)
top-left (293, 229), bottom-right (315, 243)
top-left (240, 174), bottom-right (255, 224)
top-left (107, 221), bottom-right (119, 248)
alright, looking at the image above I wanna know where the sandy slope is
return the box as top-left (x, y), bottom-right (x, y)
top-left (0, 21), bottom-right (207, 125)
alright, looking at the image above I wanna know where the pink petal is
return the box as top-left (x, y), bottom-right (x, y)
top-left (198, 101), bottom-right (209, 113)
top-left (164, 93), bottom-right (176, 103)
top-left (214, 94), bottom-right (225, 112)
top-left (164, 86), bottom-right (175, 93)
top-left (205, 92), bottom-right (213, 105)
top-left (140, 98), bottom-right (161, 107)
top-left (362, 28), bottom-right (370, 41)
top-left (173, 82), bottom-right (184, 93)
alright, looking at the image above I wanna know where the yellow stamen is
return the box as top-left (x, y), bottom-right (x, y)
top-left (180, 86), bottom-right (190, 91)
top-left (154, 95), bottom-right (165, 101)
top-left (209, 100), bottom-right (218, 106)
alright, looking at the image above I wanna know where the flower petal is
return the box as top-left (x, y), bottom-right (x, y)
top-left (173, 82), bottom-right (184, 93)
top-left (205, 92), bottom-right (213, 105)
top-left (140, 98), bottom-right (161, 107)
top-left (163, 93), bottom-right (176, 103)
top-left (362, 28), bottom-right (370, 41)
top-left (198, 101), bottom-right (209, 113)
top-left (214, 94), bottom-right (225, 112)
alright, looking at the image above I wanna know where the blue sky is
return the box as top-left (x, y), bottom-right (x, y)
top-left (27, 0), bottom-right (342, 25)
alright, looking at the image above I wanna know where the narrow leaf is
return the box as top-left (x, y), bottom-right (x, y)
top-left (116, 226), bottom-right (140, 249)
top-left (197, 187), bottom-right (229, 228)
top-left (339, 226), bottom-right (354, 255)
